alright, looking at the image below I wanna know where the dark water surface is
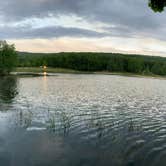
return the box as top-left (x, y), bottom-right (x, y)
top-left (0, 74), bottom-right (166, 166)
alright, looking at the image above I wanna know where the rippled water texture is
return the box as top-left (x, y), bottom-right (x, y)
top-left (0, 74), bottom-right (166, 166)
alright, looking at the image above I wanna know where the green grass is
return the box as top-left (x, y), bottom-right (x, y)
top-left (14, 67), bottom-right (92, 74)
top-left (13, 67), bottom-right (166, 79)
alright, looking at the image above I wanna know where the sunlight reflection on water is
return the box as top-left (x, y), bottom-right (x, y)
top-left (0, 74), bottom-right (166, 166)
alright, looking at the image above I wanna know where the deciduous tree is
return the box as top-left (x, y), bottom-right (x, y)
top-left (149, 0), bottom-right (166, 12)
top-left (0, 41), bottom-right (17, 75)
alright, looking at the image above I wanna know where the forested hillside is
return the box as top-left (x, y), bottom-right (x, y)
top-left (17, 52), bottom-right (166, 76)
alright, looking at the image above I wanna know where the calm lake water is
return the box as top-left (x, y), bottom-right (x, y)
top-left (0, 74), bottom-right (166, 166)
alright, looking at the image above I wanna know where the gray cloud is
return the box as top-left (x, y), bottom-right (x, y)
top-left (0, 26), bottom-right (107, 39)
top-left (0, 0), bottom-right (166, 40)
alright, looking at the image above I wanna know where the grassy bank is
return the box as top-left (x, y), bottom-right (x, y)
top-left (13, 67), bottom-right (166, 79)
top-left (14, 67), bottom-right (92, 74)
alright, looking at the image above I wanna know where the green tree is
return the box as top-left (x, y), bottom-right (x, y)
top-left (107, 56), bottom-right (124, 72)
top-left (0, 41), bottom-right (17, 75)
top-left (149, 0), bottom-right (166, 12)
top-left (151, 62), bottom-right (163, 75)
top-left (127, 58), bottom-right (144, 73)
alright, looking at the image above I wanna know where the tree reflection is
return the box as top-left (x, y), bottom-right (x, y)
top-left (0, 76), bottom-right (18, 103)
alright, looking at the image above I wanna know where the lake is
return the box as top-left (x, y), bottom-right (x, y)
top-left (0, 74), bottom-right (166, 166)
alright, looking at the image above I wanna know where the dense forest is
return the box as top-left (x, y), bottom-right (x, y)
top-left (17, 52), bottom-right (166, 76)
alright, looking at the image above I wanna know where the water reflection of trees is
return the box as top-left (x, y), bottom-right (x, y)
top-left (0, 76), bottom-right (18, 103)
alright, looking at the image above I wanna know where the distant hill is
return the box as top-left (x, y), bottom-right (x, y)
top-left (16, 51), bottom-right (166, 76)
top-left (17, 51), bottom-right (166, 59)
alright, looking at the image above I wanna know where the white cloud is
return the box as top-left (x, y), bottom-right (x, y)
top-left (0, 0), bottom-right (166, 55)
top-left (8, 36), bottom-right (166, 56)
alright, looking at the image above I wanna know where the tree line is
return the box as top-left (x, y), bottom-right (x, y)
top-left (1, 40), bottom-right (166, 76)
top-left (18, 52), bottom-right (166, 76)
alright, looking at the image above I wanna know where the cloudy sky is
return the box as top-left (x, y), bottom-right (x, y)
top-left (1, 0), bottom-right (166, 56)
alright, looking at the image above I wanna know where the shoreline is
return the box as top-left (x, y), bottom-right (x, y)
top-left (12, 67), bottom-right (166, 79)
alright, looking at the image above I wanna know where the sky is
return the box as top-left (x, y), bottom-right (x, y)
top-left (1, 0), bottom-right (166, 56)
